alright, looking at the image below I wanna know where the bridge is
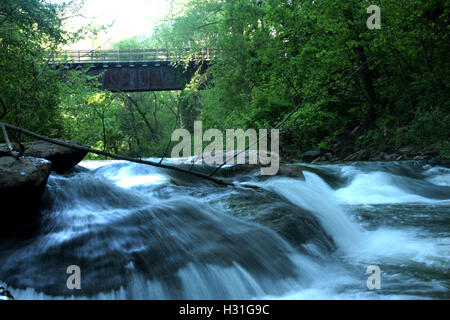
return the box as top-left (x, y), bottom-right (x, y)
top-left (52, 49), bottom-right (212, 92)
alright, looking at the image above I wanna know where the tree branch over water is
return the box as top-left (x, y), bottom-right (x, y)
top-left (0, 121), bottom-right (261, 190)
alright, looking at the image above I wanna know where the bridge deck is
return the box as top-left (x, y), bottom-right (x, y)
top-left (52, 49), bottom-right (211, 92)
top-left (53, 49), bottom-right (213, 64)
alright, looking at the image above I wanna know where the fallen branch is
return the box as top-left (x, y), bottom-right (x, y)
top-left (0, 123), bottom-right (12, 151)
top-left (0, 123), bottom-right (19, 158)
top-left (0, 122), bottom-right (260, 189)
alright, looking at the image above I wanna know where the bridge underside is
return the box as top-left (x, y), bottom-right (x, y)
top-left (65, 61), bottom-right (206, 92)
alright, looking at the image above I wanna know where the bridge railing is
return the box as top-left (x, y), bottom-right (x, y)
top-left (53, 49), bottom-right (214, 64)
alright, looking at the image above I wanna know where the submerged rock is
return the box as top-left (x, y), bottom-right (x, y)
top-left (276, 165), bottom-right (305, 178)
top-left (0, 156), bottom-right (51, 236)
top-left (218, 163), bottom-right (304, 179)
top-left (0, 140), bottom-right (87, 174)
top-left (0, 285), bottom-right (14, 300)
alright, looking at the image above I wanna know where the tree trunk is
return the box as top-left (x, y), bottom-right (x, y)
top-left (356, 45), bottom-right (378, 128)
top-left (125, 100), bottom-right (143, 156)
top-left (125, 94), bottom-right (158, 142)
top-left (344, 8), bottom-right (379, 129)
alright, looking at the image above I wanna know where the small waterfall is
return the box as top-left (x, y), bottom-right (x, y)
top-left (1, 160), bottom-right (449, 299)
top-left (261, 172), bottom-right (364, 253)
top-left (0, 167), bottom-right (330, 299)
top-left (335, 171), bottom-right (450, 204)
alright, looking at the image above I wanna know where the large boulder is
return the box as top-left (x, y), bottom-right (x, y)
top-left (0, 156), bottom-right (51, 236)
top-left (0, 140), bottom-right (87, 174)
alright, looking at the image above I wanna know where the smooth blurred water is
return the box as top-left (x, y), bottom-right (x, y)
top-left (0, 160), bottom-right (448, 299)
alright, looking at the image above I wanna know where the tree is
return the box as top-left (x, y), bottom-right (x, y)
top-left (153, 0), bottom-right (449, 158)
top-left (0, 0), bottom-right (103, 140)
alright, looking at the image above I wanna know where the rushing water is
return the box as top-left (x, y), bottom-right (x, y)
top-left (0, 160), bottom-right (449, 299)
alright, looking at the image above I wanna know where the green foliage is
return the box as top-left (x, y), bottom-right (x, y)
top-left (2, 0), bottom-right (448, 161)
top-left (0, 0), bottom-right (106, 141)
top-left (111, 35), bottom-right (158, 50)
top-left (153, 0), bottom-right (449, 159)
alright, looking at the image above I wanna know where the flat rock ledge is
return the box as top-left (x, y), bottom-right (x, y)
top-left (0, 140), bottom-right (88, 174)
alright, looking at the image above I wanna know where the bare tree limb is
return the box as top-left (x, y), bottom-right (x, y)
top-left (153, 92), bottom-right (159, 136)
top-left (0, 98), bottom-right (6, 119)
top-left (0, 121), bottom-right (260, 189)
top-left (123, 93), bottom-right (158, 141)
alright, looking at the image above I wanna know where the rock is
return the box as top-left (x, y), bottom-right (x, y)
top-left (429, 158), bottom-right (450, 168)
top-left (217, 163), bottom-right (304, 179)
top-left (370, 151), bottom-right (384, 161)
top-left (357, 150), bottom-right (371, 161)
top-left (282, 156), bottom-right (297, 164)
top-left (399, 146), bottom-right (413, 155)
top-left (313, 155), bottom-right (328, 162)
top-left (0, 286), bottom-right (14, 300)
top-left (301, 147), bottom-right (328, 163)
top-left (0, 156), bottom-right (51, 236)
top-left (343, 153), bottom-right (359, 161)
top-left (276, 165), bottom-right (305, 179)
top-left (424, 150), bottom-right (439, 157)
top-left (350, 126), bottom-right (364, 138)
top-left (383, 153), bottom-right (398, 161)
top-left (0, 140), bottom-right (87, 174)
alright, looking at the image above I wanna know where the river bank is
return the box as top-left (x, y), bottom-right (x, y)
top-left (292, 129), bottom-right (450, 166)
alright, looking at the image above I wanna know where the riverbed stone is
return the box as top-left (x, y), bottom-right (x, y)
top-left (383, 153), bottom-right (398, 161)
top-left (0, 285), bottom-right (14, 300)
top-left (276, 165), bottom-right (305, 179)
